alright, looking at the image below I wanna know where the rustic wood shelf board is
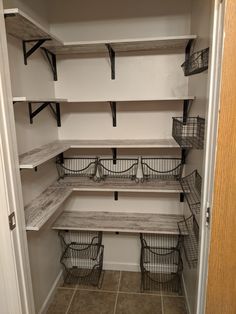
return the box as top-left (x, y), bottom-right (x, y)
top-left (56, 177), bottom-right (183, 193)
top-left (53, 211), bottom-right (184, 234)
top-left (47, 35), bottom-right (197, 55)
top-left (13, 97), bottom-right (67, 103)
top-left (4, 8), bottom-right (62, 45)
top-left (25, 187), bottom-right (72, 231)
top-left (19, 139), bottom-right (180, 169)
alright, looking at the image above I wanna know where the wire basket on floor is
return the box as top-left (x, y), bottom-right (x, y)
top-left (97, 158), bottom-right (139, 181)
top-left (56, 156), bottom-right (98, 179)
top-left (178, 215), bottom-right (199, 268)
top-left (180, 170), bottom-right (202, 216)
top-left (59, 230), bottom-right (103, 251)
top-left (140, 245), bottom-right (183, 294)
top-left (141, 157), bottom-right (183, 182)
top-left (140, 234), bottom-right (181, 250)
top-left (181, 47), bottom-right (209, 76)
top-left (172, 117), bottom-right (205, 149)
top-left (61, 243), bottom-right (104, 287)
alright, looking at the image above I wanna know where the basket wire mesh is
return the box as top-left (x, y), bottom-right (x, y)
top-left (97, 158), bottom-right (139, 180)
top-left (180, 170), bottom-right (202, 216)
top-left (181, 47), bottom-right (209, 76)
top-left (178, 215), bottom-right (199, 268)
top-left (172, 117), bottom-right (205, 149)
top-left (141, 157), bottom-right (183, 181)
top-left (140, 234), bottom-right (183, 294)
top-left (56, 157), bottom-right (98, 179)
top-left (61, 243), bottom-right (104, 287)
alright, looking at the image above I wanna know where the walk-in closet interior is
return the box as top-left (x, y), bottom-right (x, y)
top-left (2, 0), bottom-right (215, 313)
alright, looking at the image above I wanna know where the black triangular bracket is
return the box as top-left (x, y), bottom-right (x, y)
top-left (106, 44), bottom-right (115, 80)
top-left (28, 102), bottom-right (61, 127)
top-left (22, 39), bottom-right (50, 65)
top-left (110, 102), bottom-right (117, 127)
top-left (111, 148), bottom-right (117, 165)
top-left (41, 47), bottom-right (58, 81)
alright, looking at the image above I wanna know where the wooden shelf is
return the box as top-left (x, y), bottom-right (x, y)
top-left (19, 139), bottom-right (180, 169)
top-left (25, 186), bottom-right (72, 231)
top-left (66, 96), bottom-right (195, 102)
top-left (56, 177), bottom-right (183, 193)
top-left (53, 211), bottom-right (184, 235)
top-left (13, 97), bottom-right (67, 103)
top-left (4, 8), bottom-right (62, 46)
top-left (46, 35), bottom-right (197, 55)
top-left (25, 177), bottom-right (183, 231)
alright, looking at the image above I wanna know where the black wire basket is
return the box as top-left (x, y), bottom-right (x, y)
top-left (97, 158), bottom-right (139, 181)
top-left (140, 233), bottom-right (181, 250)
top-left (59, 230), bottom-right (103, 251)
top-left (178, 215), bottom-right (199, 268)
top-left (172, 117), bottom-right (205, 149)
top-left (181, 47), bottom-right (209, 76)
top-left (61, 243), bottom-right (104, 287)
top-left (141, 157), bottom-right (183, 182)
top-left (140, 245), bottom-right (183, 294)
top-left (56, 156), bottom-right (98, 179)
top-left (180, 170), bottom-right (202, 216)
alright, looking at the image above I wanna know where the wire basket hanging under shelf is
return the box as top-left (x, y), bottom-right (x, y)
top-left (181, 47), bottom-right (209, 76)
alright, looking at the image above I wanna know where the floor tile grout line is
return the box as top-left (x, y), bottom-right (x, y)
top-left (65, 289), bottom-right (77, 314)
top-left (113, 271), bottom-right (122, 314)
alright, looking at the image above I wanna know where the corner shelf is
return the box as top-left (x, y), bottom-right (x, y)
top-left (25, 177), bottom-right (183, 231)
top-left (19, 139), bottom-right (180, 169)
top-left (53, 211), bottom-right (184, 235)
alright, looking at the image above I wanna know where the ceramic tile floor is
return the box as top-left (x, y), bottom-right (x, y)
top-left (46, 271), bottom-right (188, 314)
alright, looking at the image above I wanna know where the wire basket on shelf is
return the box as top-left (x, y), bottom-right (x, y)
top-left (180, 170), bottom-right (202, 216)
top-left (178, 215), bottom-right (199, 268)
top-left (56, 156), bottom-right (98, 179)
top-left (59, 230), bottom-right (103, 251)
top-left (172, 117), bottom-right (205, 149)
top-left (181, 47), bottom-right (209, 76)
top-left (140, 233), bottom-right (181, 250)
top-left (141, 157), bottom-right (183, 182)
top-left (60, 243), bottom-right (104, 287)
top-left (140, 245), bottom-right (183, 294)
top-left (97, 158), bottom-right (139, 181)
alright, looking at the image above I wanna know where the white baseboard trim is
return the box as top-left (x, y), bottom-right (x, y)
top-left (182, 274), bottom-right (191, 314)
top-left (38, 270), bottom-right (63, 314)
top-left (104, 261), bottom-right (140, 272)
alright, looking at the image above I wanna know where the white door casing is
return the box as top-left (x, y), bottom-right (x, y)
top-left (0, 2), bottom-right (35, 313)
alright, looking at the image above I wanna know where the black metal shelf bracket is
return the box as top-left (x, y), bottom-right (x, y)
top-left (110, 102), bottom-right (117, 127)
top-left (41, 47), bottom-right (58, 81)
top-left (28, 102), bottom-right (61, 127)
top-left (22, 39), bottom-right (49, 65)
top-left (185, 39), bottom-right (194, 62)
top-left (106, 44), bottom-right (115, 80)
top-left (181, 99), bottom-right (192, 164)
top-left (111, 148), bottom-right (117, 165)
top-left (114, 191), bottom-right (118, 201)
top-left (180, 192), bottom-right (184, 203)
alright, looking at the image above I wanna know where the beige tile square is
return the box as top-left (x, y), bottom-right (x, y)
top-left (116, 293), bottom-right (162, 314)
top-left (68, 290), bottom-right (116, 314)
top-left (163, 296), bottom-right (187, 314)
top-left (119, 271), bottom-right (141, 293)
top-left (46, 288), bottom-right (74, 314)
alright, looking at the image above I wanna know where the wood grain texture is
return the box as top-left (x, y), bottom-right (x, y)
top-left (19, 138), bottom-right (180, 169)
top-left (56, 176), bottom-right (183, 193)
top-left (47, 35), bottom-right (197, 55)
top-left (52, 211), bottom-right (184, 234)
top-left (206, 1), bottom-right (236, 313)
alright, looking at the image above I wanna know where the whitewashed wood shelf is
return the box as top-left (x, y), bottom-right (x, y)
top-left (46, 35), bottom-right (197, 55)
top-left (56, 177), bottom-right (183, 193)
top-left (66, 96), bottom-right (195, 102)
top-left (25, 186), bottom-right (72, 231)
top-left (4, 8), bottom-right (62, 46)
top-left (25, 177), bottom-right (183, 231)
top-left (19, 139), bottom-right (180, 169)
top-left (53, 211), bottom-right (184, 235)
top-left (13, 97), bottom-right (68, 103)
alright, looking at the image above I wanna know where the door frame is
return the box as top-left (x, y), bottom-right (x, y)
top-left (0, 2), bottom-right (35, 313)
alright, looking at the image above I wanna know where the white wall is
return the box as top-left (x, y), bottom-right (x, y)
top-left (5, 19), bottom-right (61, 314)
top-left (48, 0), bottom-right (191, 41)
